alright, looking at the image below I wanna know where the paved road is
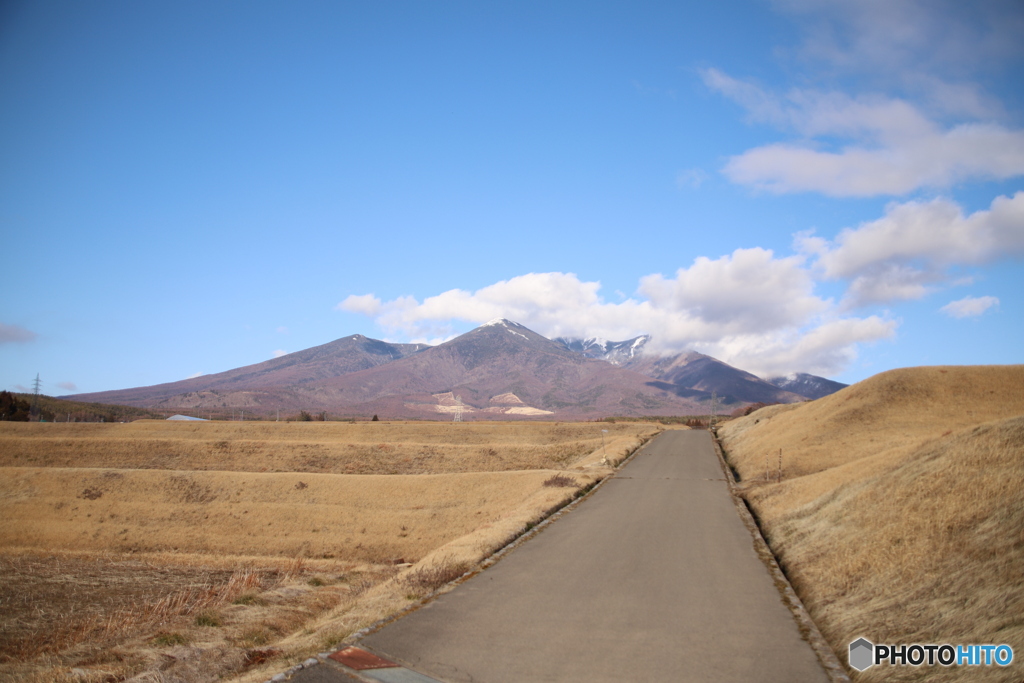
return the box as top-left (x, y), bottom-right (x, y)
top-left (345, 430), bottom-right (829, 682)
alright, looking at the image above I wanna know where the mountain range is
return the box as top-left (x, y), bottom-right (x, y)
top-left (68, 319), bottom-right (846, 419)
top-left (555, 334), bottom-right (846, 401)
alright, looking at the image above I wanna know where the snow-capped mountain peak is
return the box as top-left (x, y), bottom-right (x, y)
top-left (481, 318), bottom-right (526, 329)
top-left (554, 334), bottom-right (650, 364)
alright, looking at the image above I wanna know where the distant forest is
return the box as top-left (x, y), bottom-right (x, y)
top-left (0, 391), bottom-right (161, 422)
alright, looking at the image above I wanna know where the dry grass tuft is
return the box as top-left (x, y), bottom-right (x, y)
top-left (542, 474), bottom-right (578, 487)
top-left (403, 557), bottom-right (471, 594)
top-left (719, 365), bottom-right (1024, 682)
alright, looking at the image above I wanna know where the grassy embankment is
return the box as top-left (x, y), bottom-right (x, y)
top-left (718, 365), bottom-right (1024, 683)
top-left (0, 420), bottom-right (661, 683)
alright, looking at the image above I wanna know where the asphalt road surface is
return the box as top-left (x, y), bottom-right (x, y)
top-left (341, 430), bottom-right (830, 682)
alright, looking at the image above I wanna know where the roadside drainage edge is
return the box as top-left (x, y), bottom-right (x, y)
top-left (710, 429), bottom-right (852, 683)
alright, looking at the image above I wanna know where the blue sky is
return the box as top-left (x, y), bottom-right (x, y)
top-left (2, 0), bottom-right (1022, 395)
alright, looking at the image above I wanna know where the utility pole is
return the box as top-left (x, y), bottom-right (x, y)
top-left (709, 391), bottom-right (718, 430)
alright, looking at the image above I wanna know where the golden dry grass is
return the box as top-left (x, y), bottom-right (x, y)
top-left (0, 420), bottom-right (660, 682)
top-left (718, 365), bottom-right (1024, 682)
top-left (0, 467), bottom-right (578, 562)
top-left (0, 420), bottom-right (645, 474)
top-left (720, 365), bottom-right (1024, 482)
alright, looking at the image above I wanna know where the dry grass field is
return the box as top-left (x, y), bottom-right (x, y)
top-left (0, 420), bottom-right (661, 683)
top-left (718, 365), bottom-right (1024, 682)
top-left (0, 420), bottom-right (617, 474)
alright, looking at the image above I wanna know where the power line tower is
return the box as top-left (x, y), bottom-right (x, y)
top-left (453, 395), bottom-right (464, 423)
top-left (30, 374), bottom-right (41, 418)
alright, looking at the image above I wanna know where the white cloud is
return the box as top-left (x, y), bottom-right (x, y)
top-left (273, 349), bottom-right (288, 358)
top-left (809, 192), bottom-right (1024, 306)
top-left (638, 248), bottom-right (827, 333)
top-left (710, 315), bottom-right (896, 378)
top-left (704, 0), bottom-right (1024, 199)
top-left (56, 381), bottom-right (77, 392)
top-left (276, 326), bottom-right (289, 334)
top-left (337, 294), bottom-right (382, 316)
top-left (338, 255), bottom-right (895, 377)
top-left (337, 189), bottom-right (1019, 372)
top-left (187, 372), bottom-right (204, 379)
top-left (819, 194), bottom-right (1016, 275)
top-left (703, 71), bottom-right (1024, 196)
top-left (941, 295), bottom-right (999, 318)
top-left (0, 323), bottom-right (37, 344)
top-left (724, 122), bottom-right (1024, 196)
top-left (842, 264), bottom-right (942, 307)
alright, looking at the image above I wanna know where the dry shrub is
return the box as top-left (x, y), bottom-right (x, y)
top-left (542, 474), bottom-right (578, 487)
top-left (403, 557), bottom-right (471, 593)
top-left (151, 631), bottom-right (190, 647)
top-left (281, 557), bottom-right (306, 582)
top-left (242, 647), bottom-right (281, 667)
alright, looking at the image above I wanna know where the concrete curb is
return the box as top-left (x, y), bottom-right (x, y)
top-left (710, 429), bottom-right (852, 683)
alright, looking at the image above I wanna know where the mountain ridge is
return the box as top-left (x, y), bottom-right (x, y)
top-left (68, 320), bottom-right (845, 418)
top-left (554, 335), bottom-right (831, 405)
top-left (68, 335), bottom-right (429, 407)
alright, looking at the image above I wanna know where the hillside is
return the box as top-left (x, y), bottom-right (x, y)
top-left (621, 351), bottom-right (806, 405)
top-left (68, 335), bottom-right (428, 407)
top-left (718, 365), bottom-right (1024, 681)
top-left (764, 373), bottom-right (847, 400)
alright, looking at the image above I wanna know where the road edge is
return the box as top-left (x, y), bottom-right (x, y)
top-left (709, 429), bottom-right (852, 683)
top-left (345, 430), bottom-right (660, 644)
